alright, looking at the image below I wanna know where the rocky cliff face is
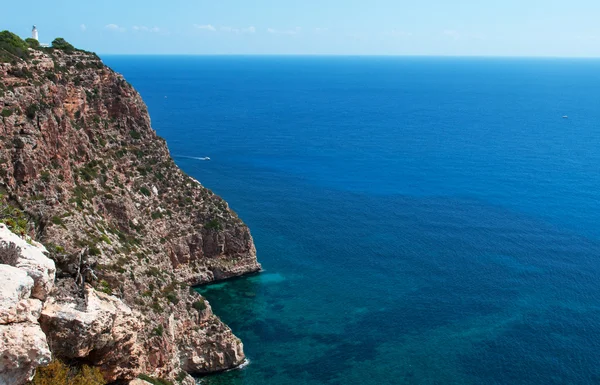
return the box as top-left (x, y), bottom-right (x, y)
top-left (0, 40), bottom-right (260, 384)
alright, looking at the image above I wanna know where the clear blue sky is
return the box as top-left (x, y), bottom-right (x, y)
top-left (3, 0), bottom-right (600, 56)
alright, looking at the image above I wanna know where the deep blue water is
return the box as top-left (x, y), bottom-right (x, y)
top-left (103, 56), bottom-right (600, 385)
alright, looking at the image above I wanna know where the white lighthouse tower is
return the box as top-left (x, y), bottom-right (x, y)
top-left (32, 25), bottom-right (39, 41)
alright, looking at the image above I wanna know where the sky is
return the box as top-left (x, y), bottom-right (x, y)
top-left (2, 0), bottom-right (600, 56)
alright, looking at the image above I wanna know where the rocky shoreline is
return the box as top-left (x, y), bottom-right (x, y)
top-left (0, 32), bottom-right (260, 384)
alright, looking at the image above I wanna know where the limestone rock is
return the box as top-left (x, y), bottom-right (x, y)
top-left (0, 224), bottom-right (56, 300)
top-left (0, 266), bottom-right (50, 385)
top-left (0, 265), bottom-right (35, 324)
top-left (40, 286), bottom-right (143, 382)
top-left (0, 322), bottom-right (52, 385)
top-left (129, 380), bottom-right (153, 385)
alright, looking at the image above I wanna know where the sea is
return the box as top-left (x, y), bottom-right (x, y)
top-left (103, 56), bottom-right (600, 385)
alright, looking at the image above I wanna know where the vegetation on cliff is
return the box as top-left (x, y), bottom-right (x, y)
top-left (0, 193), bottom-right (30, 236)
top-left (50, 38), bottom-right (75, 52)
top-left (0, 30), bottom-right (260, 384)
top-left (0, 31), bottom-right (30, 62)
top-left (28, 360), bottom-right (105, 385)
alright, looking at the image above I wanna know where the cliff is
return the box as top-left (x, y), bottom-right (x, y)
top-left (0, 32), bottom-right (261, 384)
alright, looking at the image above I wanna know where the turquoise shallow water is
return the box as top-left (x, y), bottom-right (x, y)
top-left (104, 56), bottom-right (600, 384)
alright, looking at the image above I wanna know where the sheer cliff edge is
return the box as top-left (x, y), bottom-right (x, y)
top-left (0, 32), bottom-right (261, 385)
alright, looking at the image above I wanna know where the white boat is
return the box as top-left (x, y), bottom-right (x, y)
top-left (562, 115), bottom-right (568, 119)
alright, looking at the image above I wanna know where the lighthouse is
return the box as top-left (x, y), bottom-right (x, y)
top-left (32, 25), bottom-right (39, 41)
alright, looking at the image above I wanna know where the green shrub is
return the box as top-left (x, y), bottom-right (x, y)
top-left (29, 359), bottom-right (106, 385)
top-left (85, 90), bottom-right (96, 102)
top-left (71, 185), bottom-right (90, 209)
top-left (151, 301), bottom-right (163, 312)
top-left (51, 244), bottom-right (65, 253)
top-left (1, 108), bottom-right (12, 117)
top-left (192, 299), bottom-right (207, 312)
top-left (25, 103), bottom-right (38, 119)
top-left (89, 245), bottom-right (101, 256)
top-left (166, 292), bottom-right (178, 305)
top-left (79, 163), bottom-right (98, 181)
top-left (0, 30), bottom-right (29, 63)
top-left (100, 233), bottom-right (111, 244)
top-left (176, 371), bottom-right (188, 383)
top-left (44, 71), bottom-right (57, 82)
top-left (50, 216), bottom-right (63, 226)
top-left (204, 219), bottom-right (222, 231)
top-left (40, 171), bottom-right (51, 182)
top-left (25, 38), bottom-right (40, 49)
top-left (129, 130), bottom-right (142, 139)
top-left (139, 186), bottom-right (151, 196)
top-left (51, 37), bottom-right (75, 52)
top-left (98, 280), bottom-right (112, 295)
top-left (152, 324), bottom-right (164, 337)
top-left (0, 194), bottom-right (30, 236)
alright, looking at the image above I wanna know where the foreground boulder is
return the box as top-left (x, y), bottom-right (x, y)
top-left (0, 244), bottom-right (53, 385)
top-left (0, 265), bottom-right (40, 324)
top-left (0, 321), bottom-right (52, 385)
top-left (0, 224), bottom-right (55, 300)
top-left (40, 285), bottom-right (143, 382)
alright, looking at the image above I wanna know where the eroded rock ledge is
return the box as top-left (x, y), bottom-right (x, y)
top-left (0, 34), bottom-right (261, 384)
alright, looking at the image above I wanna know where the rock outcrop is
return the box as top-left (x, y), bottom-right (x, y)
top-left (0, 33), bottom-right (260, 384)
top-left (0, 224), bottom-right (55, 300)
top-left (0, 265), bottom-right (38, 324)
top-left (0, 225), bottom-right (53, 385)
top-left (0, 321), bottom-right (51, 385)
top-left (40, 285), bottom-right (143, 382)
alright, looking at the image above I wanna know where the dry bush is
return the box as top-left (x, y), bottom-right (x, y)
top-left (0, 241), bottom-right (21, 266)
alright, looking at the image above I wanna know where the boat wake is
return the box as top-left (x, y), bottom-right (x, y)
top-left (176, 155), bottom-right (211, 161)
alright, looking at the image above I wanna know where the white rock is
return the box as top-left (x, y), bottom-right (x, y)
top-left (0, 265), bottom-right (42, 324)
top-left (0, 224), bottom-right (55, 300)
top-left (40, 286), bottom-right (143, 382)
top-left (0, 322), bottom-right (52, 385)
top-left (129, 379), bottom-right (153, 385)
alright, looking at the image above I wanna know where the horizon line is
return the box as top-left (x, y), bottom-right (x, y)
top-left (97, 53), bottom-right (600, 59)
